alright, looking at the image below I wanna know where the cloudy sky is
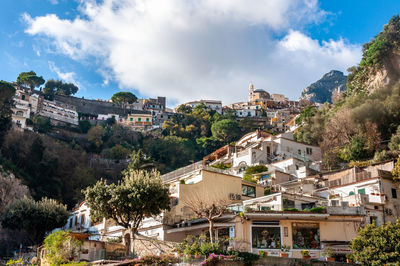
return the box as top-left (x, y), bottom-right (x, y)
top-left (1, 1), bottom-right (400, 106)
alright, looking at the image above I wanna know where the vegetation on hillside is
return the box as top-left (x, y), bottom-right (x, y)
top-left (295, 16), bottom-right (400, 170)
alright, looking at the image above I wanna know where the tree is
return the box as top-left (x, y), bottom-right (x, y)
top-left (83, 169), bottom-right (170, 255)
top-left (0, 169), bottom-right (30, 213)
top-left (183, 189), bottom-right (229, 243)
top-left (43, 230), bottom-right (82, 265)
top-left (176, 104), bottom-right (192, 114)
top-left (16, 71), bottom-right (44, 90)
top-left (211, 119), bottom-right (240, 143)
top-left (0, 81), bottom-right (15, 146)
top-left (1, 197), bottom-right (69, 245)
top-left (389, 125), bottom-right (400, 151)
top-left (43, 79), bottom-right (79, 100)
top-left (78, 120), bottom-right (92, 134)
top-left (111, 92), bottom-right (137, 107)
top-left (392, 155), bottom-right (400, 182)
top-left (125, 149), bottom-right (153, 171)
top-left (350, 219), bottom-right (400, 265)
top-left (88, 125), bottom-right (106, 149)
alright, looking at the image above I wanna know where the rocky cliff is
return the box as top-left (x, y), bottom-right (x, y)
top-left (300, 70), bottom-right (347, 103)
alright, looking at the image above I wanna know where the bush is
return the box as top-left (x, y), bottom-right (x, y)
top-left (131, 254), bottom-right (178, 265)
top-left (309, 206), bottom-right (326, 213)
top-left (200, 242), bottom-right (221, 256)
top-left (43, 230), bottom-right (82, 265)
top-left (283, 208), bottom-right (298, 212)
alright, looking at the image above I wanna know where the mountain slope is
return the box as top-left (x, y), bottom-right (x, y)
top-left (300, 70), bottom-right (347, 104)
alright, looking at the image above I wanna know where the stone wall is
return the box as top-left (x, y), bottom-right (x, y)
top-left (133, 235), bottom-right (175, 257)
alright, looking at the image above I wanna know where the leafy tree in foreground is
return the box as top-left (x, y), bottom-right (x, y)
top-left (83, 169), bottom-right (170, 255)
top-left (111, 92), bottom-right (137, 107)
top-left (350, 219), bottom-right (400, 265)
top-left (16, 71), bottom-right (45, 90)
top-left (1, 197), bottom-right (69, 245)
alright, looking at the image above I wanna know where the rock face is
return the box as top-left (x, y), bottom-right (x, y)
top-left (300, 70), bottom-right (347, 103)
top-left (365, 51), bottom-right (400, 92)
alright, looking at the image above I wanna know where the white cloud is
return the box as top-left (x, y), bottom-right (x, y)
top-left (24, 0), bottom-right (361, 105)
top-left (48, 61), bottom-right (81, 88)
top-left (48, 0), bottom-right (59, 5)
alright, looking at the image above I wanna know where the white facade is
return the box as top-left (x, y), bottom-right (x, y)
top-left (39, 99), bottom-right (79, 125)
top-left (11, 89), bottom-right (32, 130)
top-left (185, 100), bottom-right (222, 114)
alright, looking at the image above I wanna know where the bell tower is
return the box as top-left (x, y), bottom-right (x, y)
top-left (249, 83), bottom-right (254, 102)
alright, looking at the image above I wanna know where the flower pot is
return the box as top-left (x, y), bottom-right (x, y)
top-left (280, 253), bottom-right (289, 258)
top-left (326, 257), bottom-right (335, 262)
top-left (302, 256), bottom-right (311, 260)
top-left (195, 254), bottom-right (201, 259)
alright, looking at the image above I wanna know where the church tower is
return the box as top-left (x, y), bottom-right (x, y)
top-left (249, 83), bottom-right (254, 102)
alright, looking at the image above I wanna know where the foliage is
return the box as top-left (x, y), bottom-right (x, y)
top-left (43, 79), bottom-right (78, 100)
top-left (1, 197), bottom-right (69, 245)
top-left (281, 245), bottom-right (290, 252)
top-left (87, 125), bottom-right (106, 149)
top-left (83, 169), bottom-right (170, 232)
top-left (101, 144), bottom-right (130, 160)
top-left (32, 115), bottom-right (52, 133)
top-left (243, 165), bottom-right (268, 183)
top-left (16, 71), bottom-right (44, 90)
top-left (392, 155), bottom-right (400, 182)
top-left (107, 236), bottom-right (122, 243)
top-left (111, 92), bottom-right (137, 105)
top-left (283, 208), bottom-right (298, 212)
top-left (321, 247), bottom-right (334, 258)
top-left (0, 168), bottom-right (30, 213)
top-left (389, 125), bottom-right (400, 151)
top-left (350, 219), bottom-right (400, 265)
top-left (78, 120), bottom-right (91, 134)
top-left (301, 250), bottom-right (310, 257)
top-left (131, 254), bottom-right (178, 265)
top-left (200, 242), bottom-right (222, 256)
top-left (210, 163), bottom-right (232, 170)
top-left (125, 149), bottom-right (153, 171)
top-left (263, 186), bottom-right (271, 195)
top-left (0, 81), bottom-right (15, 146)
top-left (309, 206), bottom-right (326, 213)
top-left (43, 230), bottom-right (82, 266)
top-left (211, 119), bottom-right (240, 143)
top-left (224, 251), bottom-right (259, 266)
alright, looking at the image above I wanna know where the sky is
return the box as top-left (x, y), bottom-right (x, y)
top-left (1, 0), bottom-right (399, 107)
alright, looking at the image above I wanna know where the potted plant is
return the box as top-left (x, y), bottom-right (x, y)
top-left (194, 252), bottom-right (201, 259)
top-left (280, 245), bottom-right (290, 258)
top-left (258, 250), bottom-right (266, 258)
top-left (322, 247), bottom-right (335, 262)
top-left (301, 250), bottom-right (311, 259)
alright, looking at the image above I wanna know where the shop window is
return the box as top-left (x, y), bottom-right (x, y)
top-left (242, 185), bottom-right (256, 197)
top-left (252, 227), bottom-right (281, 249)
top-left (392, 188), bottom-right (397, 199)
top-left (358, 188), bottom-right (366, 195)
top-left (292, 223), bottom-right (320, 249)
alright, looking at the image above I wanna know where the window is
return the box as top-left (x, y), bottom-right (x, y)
top-left (252, 227), bottom-right (281, 249)
top-left (301, 202), bottom-right (315, 210)
top-left (306, 148), bottom-right (312, 155)
top-left (358, 188), bottom-right (366, 195)
top-left (138, 118), bottom-right (141, 122)
top-left (130, 117), bottom-right (133, 121)
top-left (21, 95), bottom-right (25, 100)
top-left (392, 188), bottom-right (397, 199)
top-left (146, 118), bottom-right (150, 122)
top-left (292, 223), bottom-right (320, 249)
top-left (81, 214), bottom-right (85, 227)
top-left (283, 199), bottom-right (295, 209)
top-left (242, 185), bottom-right (256, 197)
top-left (298, 149), bottom-right (301, 155)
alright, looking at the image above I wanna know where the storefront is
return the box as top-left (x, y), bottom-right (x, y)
top-left (250, 221), bottom-right (282, 256)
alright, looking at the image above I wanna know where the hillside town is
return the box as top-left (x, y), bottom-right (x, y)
top-left (4, 1), bottom-right (400, 266)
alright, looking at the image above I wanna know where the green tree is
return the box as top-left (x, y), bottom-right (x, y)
top-left (0, 81), bottom-right (15, 146)
top-left (211, 119), bottom-right (240, 143)
top-left (176, 104), bottom-right (193, 114)
top-left (392, 155), bottom-right (400, 182)
top-left (32, 115), bottom-right (52, 133)
top-left (350, 219), bottom-right (400, 265)
top-left (83, 169), bottom-right (170, 255)
top-left (43, 79), bottom-right (79, 100)
top-left (1, 197), bottom-right (69, 245)
top-left (126, 149), bottom-right (153, 171)
top-left (88, 125), bottom-right (106, 149)
top-left (43, 230), bottom-right (82, 265)
top-left (78, 120), bottom-right (92, 134)
top-left (16, 71), bottom-right (45, 90)
top-left (389, 125), bottom-right (400, 151)
top-left (111, 92), bottom-right (137, 107)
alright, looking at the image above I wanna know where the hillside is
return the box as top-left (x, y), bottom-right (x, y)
top-left (295, 15), bottom-right (400, 170)
top-left (300, 70), bottom-right (347, 104)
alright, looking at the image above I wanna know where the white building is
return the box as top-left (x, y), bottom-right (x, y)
top-left (184, 100), bottom-right (222, 114)
top-left (39, 99), bottom-right (79, 125)
top-left (11, 89), bottom-right (32, 130)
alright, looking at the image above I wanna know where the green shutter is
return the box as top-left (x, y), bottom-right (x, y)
top-left (358, 188), bottom-right (366, 195)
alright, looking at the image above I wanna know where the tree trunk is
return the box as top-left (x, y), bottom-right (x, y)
top-left (124, 231), bottom-right (131, 258)
top-left (209, 220), bottom-right (214, 243)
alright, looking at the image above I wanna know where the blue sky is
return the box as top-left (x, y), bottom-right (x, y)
top-left (1, 0), bottom-right (399, 106)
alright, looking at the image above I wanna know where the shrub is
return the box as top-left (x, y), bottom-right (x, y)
top-left (43, 230), bottom-right (82, 265)
top-left (283, 208), bottom-right (298, 212)
top-left (200, 242), bottom-right (221, 256)
top-left (309, 206), bottom-right (326, 213)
